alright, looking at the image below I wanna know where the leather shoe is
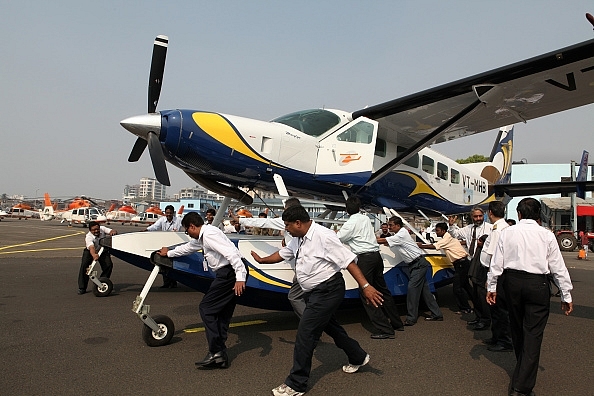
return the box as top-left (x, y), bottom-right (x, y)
top-left (77, 289), bottom-right (86, 295)
top-left (370, 333), bottom-right (395, 339)
top-left (195, 351), bottom-right (229, 368)
top-left (509, 389), bottom-right (535, 396)
top-left (482, 338), bottom-right (497, 345)
top-left (467, 319), bottom-right (479, 325)
top-left (425, 316), bottom-right (443, 321)
top-left (472, 322), bottom-right (489, 331)
top-left (488, 344), bottom-right (513, 352)
top-left (404, 320), bottom-right (416, 326)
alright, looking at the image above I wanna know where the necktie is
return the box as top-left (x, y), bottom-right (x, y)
top-left (469, 226), bottom-right (477, 256)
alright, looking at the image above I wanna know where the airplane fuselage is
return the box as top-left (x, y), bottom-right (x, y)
top-left (125, 108), bottom-right (493, 214)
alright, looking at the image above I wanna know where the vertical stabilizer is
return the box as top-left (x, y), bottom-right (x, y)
top-left (481, 125), bottom-right (514, 185)
top-left (40, 193), bottom-right (55, 221)
top-left (576, 150), bottom-right (589, 198)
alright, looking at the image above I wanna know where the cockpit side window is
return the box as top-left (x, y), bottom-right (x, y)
top-left (336, 121), bottom-right (374, 143)
top-left (271, 109), bottom-right (341, 137)
top-left (397, 146), bottom-right (419, 168)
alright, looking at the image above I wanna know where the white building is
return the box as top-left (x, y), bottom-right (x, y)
top-left (139, 178), bottom-right (167, 201)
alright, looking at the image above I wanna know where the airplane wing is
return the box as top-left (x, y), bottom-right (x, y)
top-left (491, 181), bottom-right (594, 198)
top-left (354, 38), bottom-right (594, 186)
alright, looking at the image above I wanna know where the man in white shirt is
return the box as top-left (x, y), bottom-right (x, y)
top-left (382, 217), bottom-right (443, 326)
top-left (145, 205), bottom-right (182, 288)
top-left (449, 207), bottom-right (493, 317)
top-left (479, 201), bottom-right (512, 352)
top-left (251, 205), bottom-right (383, 396)
top-left (487, 198), bottom-right (573, 396)
top-left (158, 212), bottom-right (247, 370)
top-left (78, 221), bottom-right (117, 295)
top-left (337, 196), bottom-right (404, 338)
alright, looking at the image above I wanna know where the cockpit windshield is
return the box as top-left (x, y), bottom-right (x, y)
top-left (271, 109), bottom-right (341, 137)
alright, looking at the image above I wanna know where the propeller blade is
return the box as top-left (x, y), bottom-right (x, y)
top-left (147, 131), bottom-right (170, 186)
top-left (148, 35), bottom-right (168, 113)
top-left (128, 137), bottom-right (148, 162)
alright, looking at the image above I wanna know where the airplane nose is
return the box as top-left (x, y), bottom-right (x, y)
top-left (120, 113), bottom-right (162, 139)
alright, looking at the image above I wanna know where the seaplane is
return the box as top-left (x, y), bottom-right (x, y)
top-left (104, 15), bottom-right (594, 346)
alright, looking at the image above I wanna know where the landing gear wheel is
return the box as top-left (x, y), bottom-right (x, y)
top-left (93, 277), bottom-right (113, 297)
top-left (142, 315), bottom-right (174, 347)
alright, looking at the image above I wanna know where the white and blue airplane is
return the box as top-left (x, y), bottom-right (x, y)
top-left (107, 16), bottom-right (594, 346)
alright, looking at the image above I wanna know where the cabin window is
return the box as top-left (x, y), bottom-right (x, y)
top-left (437, 162), bottom-right (448, 180)
top-left (397, 146), bottom-right (419, 168)
top-left (451, 168), bottom-right (460, 184)
top-left (336, 121), bottom-right (374, 144)
top-left (188, 203), bottom-right (194, 208)
top-left (374, 138), bottom-right (386, 157)
top-left (422, 156), bottom-right (434, 174)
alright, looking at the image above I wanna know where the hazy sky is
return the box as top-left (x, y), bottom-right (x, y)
top-left (2, 0), bottom-right (593, 200)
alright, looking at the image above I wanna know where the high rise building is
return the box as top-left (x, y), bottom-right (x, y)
top-left (139, 178), bottom-right (167, 201)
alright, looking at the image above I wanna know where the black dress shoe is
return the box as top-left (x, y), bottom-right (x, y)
top-left (472, 322), bottom-right (489, 331)
top-left (77, 289), bottom-right (86, 295)
top-left (467, 319), bottom-right (479, 325)
top-left (195, 351), bottom-right (229, 368)
top-left (370, 333), bottom-right (395, 339)
top-left (404, 320), bottom-right (416, 326)
top-left (488, 344), bottom-right (513, 352)
top-left (509, 389), bottom-right (535, 396)
top-left (425, 316), bottom-right (443, 321)
top-left (482, 338), bottom-right (497, 345)
top-left (169, 281), bottom-right (178, 288)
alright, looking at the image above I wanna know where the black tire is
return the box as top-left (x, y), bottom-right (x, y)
top-left (557, 234), bottom-right (578, 252)
top-left (92, 277), bottom-right (113, 297)
top-left (142, 315), bottom-right (175, 347)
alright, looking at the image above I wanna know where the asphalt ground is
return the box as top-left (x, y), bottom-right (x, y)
top-left (0, 219), bottom-right (592, 396)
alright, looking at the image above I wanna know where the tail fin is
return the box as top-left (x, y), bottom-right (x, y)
top-left (40, 193), bottom-right (55, 221)
top-left (576, 150), bottom-right (589, 198)
top-left (177, 205), bottom-right (184, 217)
top-left (481, 125), bottom-right (514, 185)
top-left (107, 203), bottom-right (116, 212)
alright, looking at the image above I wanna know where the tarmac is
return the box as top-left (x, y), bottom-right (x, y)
top-left (0, 219), bottom-right (592, 395)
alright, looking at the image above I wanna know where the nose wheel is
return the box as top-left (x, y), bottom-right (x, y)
top-left (93, 277), bottom-right (113, 297)
top-left (141, 314), bottom-right (175, 347)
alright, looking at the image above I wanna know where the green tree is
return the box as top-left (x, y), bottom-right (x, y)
top-left (456, 154), bottom-right (490, 164)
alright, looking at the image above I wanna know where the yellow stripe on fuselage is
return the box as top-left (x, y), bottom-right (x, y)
top-left (248, 267), bottom-right (291, 289)
top-left (425, 255), bottom-right (452, 277)
top-left (192, 112), bottom-right (273, 165)
top-left (399, 171), bottom-right (442, 199)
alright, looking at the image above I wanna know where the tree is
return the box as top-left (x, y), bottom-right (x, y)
top-left (456, 154), bottom-right (490, 164)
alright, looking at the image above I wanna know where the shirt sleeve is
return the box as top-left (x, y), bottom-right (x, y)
top-left (146, 218), bottom-right (162, 231)
top-left (336, 218), bottom-right (355, 243)
top-left (487, 237), bottom-right (505, 292)
top-left (546, 236), bottom-right (573, 303)
top-left (167, 239), bottom-right (201, 257)
top-left (324, 234), bottom-right (357, 270)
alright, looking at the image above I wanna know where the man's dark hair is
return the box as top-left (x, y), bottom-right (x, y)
top-left (205, 208), bottom-right (216, 216)
top-left (258, 212), bottom-right (267, 218)
top-left (164, 205), bottom-right (175, 213)
top-left (506, 218), bottom-right (516, 226)
top-left (88, 221), bottom-right (99, 230)
top-left (284, 197), bottom-right (301, 209)
top-left (517, 198), bottom-right (541, 221)
top-left (381, 223), bottom-right (388, 227)
top-left (435, 222), bottom-right (448, 232)
top-left (388, 216), bottom-right (403, 227)
top-left (282, 205), bottom-right (310, 223)
top-left (345, 196), bottom-right (362, 215)
top-left (181, 212), bottom-right (205, 229)
top-left (488, 201), bottom-right (505, 219)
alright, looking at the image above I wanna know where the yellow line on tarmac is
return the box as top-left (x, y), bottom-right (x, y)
top-left (0, 247), bottom-right (83, 255)
top-left (183, 319), bottom-right (267, 333)
top-left (0, 232), bottom-right (84, 251)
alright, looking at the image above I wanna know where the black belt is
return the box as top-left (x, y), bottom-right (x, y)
top-left (357, 251), bottom-right (380, 256)
top-left (408, 256), bottom-right (422, 265)
top-left (503, 268), bottom-right (547, 279)
top-left (452, 257), bottom-right (468, 264)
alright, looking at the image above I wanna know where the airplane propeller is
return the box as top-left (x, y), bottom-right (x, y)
top-left (587, 13), bottom-right (594, 29)
top-left (125, 35), bottom-right (170, 186)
